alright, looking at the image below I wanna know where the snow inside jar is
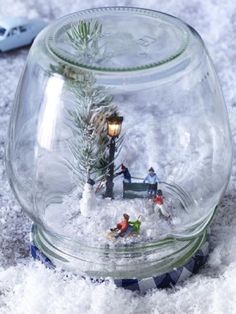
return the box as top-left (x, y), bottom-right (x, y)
top-left (6, 7), bottom-right (232, 284)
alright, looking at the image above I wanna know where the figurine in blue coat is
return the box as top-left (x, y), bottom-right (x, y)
top-left (144, 167), bottom-right (160, 197)
top-left (116, 164), bottom-right (132, 183)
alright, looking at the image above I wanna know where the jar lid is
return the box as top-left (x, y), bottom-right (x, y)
top-left (46, 7), bottom-right (190, 72)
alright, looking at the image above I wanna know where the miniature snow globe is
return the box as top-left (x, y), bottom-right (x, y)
top-left (6, 7), bottom-right (232, 291)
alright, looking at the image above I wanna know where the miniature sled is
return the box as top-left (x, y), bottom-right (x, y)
top-left (107, 229), bottom-right (139, 241)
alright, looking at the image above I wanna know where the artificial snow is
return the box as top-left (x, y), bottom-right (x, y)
top-left (1, 0), bottom-right (236, 313)
top-left (44, 181), bottom-right (191, 246)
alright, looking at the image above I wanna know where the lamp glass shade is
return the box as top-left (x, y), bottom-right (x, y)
top-left (107, 116), bottom-right (123, 137)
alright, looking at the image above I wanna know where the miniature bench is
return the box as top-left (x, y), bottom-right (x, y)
top-left (123, 182), bottom-right (149, 199)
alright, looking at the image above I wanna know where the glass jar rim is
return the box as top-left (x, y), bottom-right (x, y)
top-left (46, 7), bottom-right (191, 73)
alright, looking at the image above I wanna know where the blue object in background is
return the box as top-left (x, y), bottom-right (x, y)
top-left (0, 16), bottom-right (47, 52)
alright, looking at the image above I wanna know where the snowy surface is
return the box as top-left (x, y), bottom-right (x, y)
top-left (45, 183), bottom-right (190, 246)
top-left (1, 0), bottom-right (236, 313)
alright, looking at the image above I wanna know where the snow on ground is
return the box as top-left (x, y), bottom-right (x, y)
top-left (1, 0), bottom-right (236, 313)
top-left (45, 192), bottom-right (175, 245)
top-left (44, 181), bottom-right (198, 246)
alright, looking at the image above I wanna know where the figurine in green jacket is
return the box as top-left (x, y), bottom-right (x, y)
top-left (129, 215), bottom-right (142, 233)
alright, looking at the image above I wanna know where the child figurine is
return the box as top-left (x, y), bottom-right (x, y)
top-left (108, 214), bottom-right (142, 240)
top-left (116, 164), bottom-right (132, 183)
top-left (110, 213), bottom-right (130, 238)
top-left (143, 167), bottom-right (160, 197)
top-left (129, 215), bottom-right (142, 233)
top-left (153, 189), bottom-right (171, 218)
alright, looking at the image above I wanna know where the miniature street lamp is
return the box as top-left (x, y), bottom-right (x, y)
top-left (104, 115), bottom-right (123, 198)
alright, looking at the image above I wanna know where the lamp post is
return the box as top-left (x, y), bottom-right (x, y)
top-left (104, 115), bottom-right (123, 199)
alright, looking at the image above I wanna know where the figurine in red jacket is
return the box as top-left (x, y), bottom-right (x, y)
top-left (110, 213), bottom-right (130, 237)
top-left (153, 190), bottom-right (171, 218)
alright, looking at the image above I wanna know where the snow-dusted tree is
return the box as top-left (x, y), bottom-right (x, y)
top-left (51, 21), bottom-right (123, 216)
top-left (67, 20), bottom-right (102, 62)
top-left (67, 72), bottom-right (119, 188)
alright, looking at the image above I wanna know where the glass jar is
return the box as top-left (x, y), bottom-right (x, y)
top-left (6, 7), bottom-right (232, 281)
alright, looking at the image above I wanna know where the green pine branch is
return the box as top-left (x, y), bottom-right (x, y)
top-left (49, 20), bottom-right (124, 189)
top-left (67, 20), bottom-right (102, 50)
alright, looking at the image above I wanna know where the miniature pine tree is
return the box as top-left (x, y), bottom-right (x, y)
top-left (66, 73), bottom-right (119, 187)
top-left (51, 21), bottom-right (123, 191)
top-left (67, 19), bottom-right (103, 62)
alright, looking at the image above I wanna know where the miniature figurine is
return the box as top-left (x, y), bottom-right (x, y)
top-left (115, 164), bottom-right (132, 183)
top-left (80, 178), bottom-right (96, 217)
top-left (108, 213), bottom-right (142, 240)
top-left (153, 189), bottom-right (171, 218)
top-left (0, 17), bottom-right (47, 52)
top-left (129, 215), bottom-right (142, 233)
top-left (143, 167), bottom-right (160, 197)
top-left (110, 213), bottom-right (130, 238)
